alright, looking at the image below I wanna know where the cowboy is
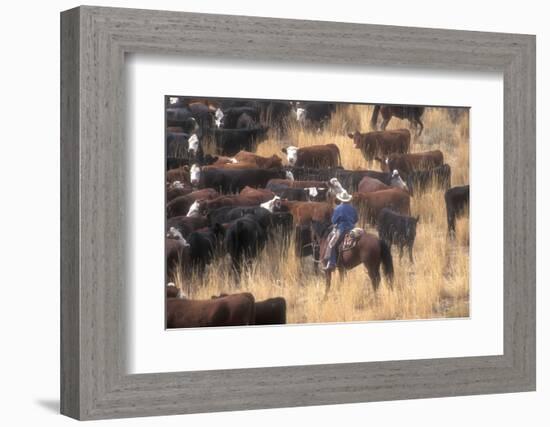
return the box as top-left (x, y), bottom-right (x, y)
top-left (323, 190), bottom-right (358, 271)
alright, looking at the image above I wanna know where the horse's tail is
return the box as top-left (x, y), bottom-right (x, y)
top-left (379, 239), bottom-right (394, 283)
top-left (336, 145), bottom-right (342, 167)
top-left (370, 105), bottom-right (381, 130)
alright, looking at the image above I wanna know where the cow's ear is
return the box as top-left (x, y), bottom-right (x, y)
top-left (183, 165), bottom-right (190, 172)
top-left (281, 148), bottom-right (287, 154)
top-left (347, 133), bottom-right (354, 139)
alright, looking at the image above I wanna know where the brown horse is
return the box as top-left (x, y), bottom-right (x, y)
top-left (310, 221), bottom-right (394, 297)
top-left (371, 105), bottom-right (425, 136)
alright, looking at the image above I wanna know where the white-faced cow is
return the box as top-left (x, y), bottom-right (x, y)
top-left (282, 144), bottom-right (341, 168)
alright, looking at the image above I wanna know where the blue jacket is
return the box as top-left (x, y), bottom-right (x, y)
top-left (331, 203), bottom-right (358, 233)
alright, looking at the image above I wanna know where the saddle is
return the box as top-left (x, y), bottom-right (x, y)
top-left (340, 228), bottom-right (364, 251)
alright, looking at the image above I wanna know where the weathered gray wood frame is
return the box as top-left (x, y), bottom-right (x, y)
top-left (60, 6), bottom-right (536, 420)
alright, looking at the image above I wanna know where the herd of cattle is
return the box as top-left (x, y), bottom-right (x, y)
top-left (164, 97), bottom-right (470, 328)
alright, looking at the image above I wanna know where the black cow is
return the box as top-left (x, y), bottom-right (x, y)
top-left (187, 102), bottom-right (215, 136)
top-left (191, 166), bottom-right (287, 194)
top-left (269, 212), bottom-right (294, 239)
top-left (166, 104), bottom-right (212, 137)
top-left (221, 107), bottom-right (260, 128)
top-left (208, 206), bottom-right (267, 228)
top-left (208, 127), bottom-right (269, 155)
top-left (208, 206), bottom-right (293, 238)
top-left (287, 166), bottom-right (343, 182)
top-left (296, 102), bottom-right (336, 128)
top-left (166, 107), bottom-right (194, 125)
top-left (377, 208), bottom-right (419, 263)
top-left (258, 101), bottom-right (293, 127)
top-left (224, 214), bottom-right (268, 276)
top-left (406, 164), bottom-right (452, 196)
top-left (266, 183), bottom-right (327, 202)
top-left (295, 224), bottom-right (314, 258)
top-left (444, 185), bottom-right (470, 235)
top-left (219, 99), bottom-right (260, 110)
top-left (236, 112), bottom-right (256, 129)
top-left (187, 223), bottom-right (226, 276)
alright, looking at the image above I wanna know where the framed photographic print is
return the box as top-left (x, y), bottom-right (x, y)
top-left (61, 6), bottom-right (536, 420)
top-left (162, 96), bottom-right (470, 328)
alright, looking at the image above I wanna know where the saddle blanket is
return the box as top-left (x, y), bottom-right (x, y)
top-left (341, 228), bottom-right (364, 251)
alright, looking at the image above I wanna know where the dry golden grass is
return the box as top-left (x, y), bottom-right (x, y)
top-left (174, 104), bottom-right (470, 322)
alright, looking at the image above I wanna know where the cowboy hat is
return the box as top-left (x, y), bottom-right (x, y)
top-left (336, 191), bottom-right (353, 203)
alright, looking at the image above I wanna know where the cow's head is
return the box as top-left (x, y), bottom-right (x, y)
top-left (187, 134), bottom-right (199, 154)
top-left (189, 164), bottom-right (201, 185)
top-left (282, 146), bottom-right (299, 166)
top-left (214, 108), bottom-right (224, 128)
top-left (186, 200), bottom-right (202, 217)
top-left (305, 187), bottom-right (318, 199)
top-left (328, 177), bottom-right (346, 197)
top-left (305, 187), bottom-right (325, 202)
top-left (390, 169), bottom-right (408, 192)
top-left (285, 170), bottom-right (295, 181)
top-left (296, 107), bottom-right (306, 123)
top-left (260, 196), bottom-right (281, 213)
top-left (166, 226), bottom-right (185, 241)
top-left (347, 131), bottom-right (362, 148)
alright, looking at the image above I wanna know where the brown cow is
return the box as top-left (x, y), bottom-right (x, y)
top-left (166, 188), bottom-right (219, 218)
top-left (357, 171), bottom-right (409, 194)
top-left (266, 179), bottom-right (327, 189)
top-left (282, 144), bottom-right (341, 168)
top-left (166, 165), bottom-right (190, 184)
top-left (348, 129), bottom-right (410, 161)
top-left (254, 297), bottom-right (287, 325)
top-left (166, 215), bottom-right (209, 237)
top-left (211, 294), bottom-right (287, 325)
top-left (352, 188), bottom-right (411, 224)
top-left (166, 184), bottom-right (194, 202)
top-left (277, 200), bottom-right (333, 226)
top-left (240, 186), bottom-right (275, 199)
top-left (166, 293), bottom-right (255, 328)
top-left (166, 283), bottom-right (181, 298)
top-left (376, 150), bottom-right (444, 178)
top-left (234, 151), bottom-right (284, 169)
top-left (357, 176), bottom-right (391, 193)
top-left (203, 162), bottom-right (257, 170)
top-left (211, 156), bottom-right (236, 166)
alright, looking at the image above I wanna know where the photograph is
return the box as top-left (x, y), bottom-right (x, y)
top-left (164, 97), bottom-right (470, 328)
